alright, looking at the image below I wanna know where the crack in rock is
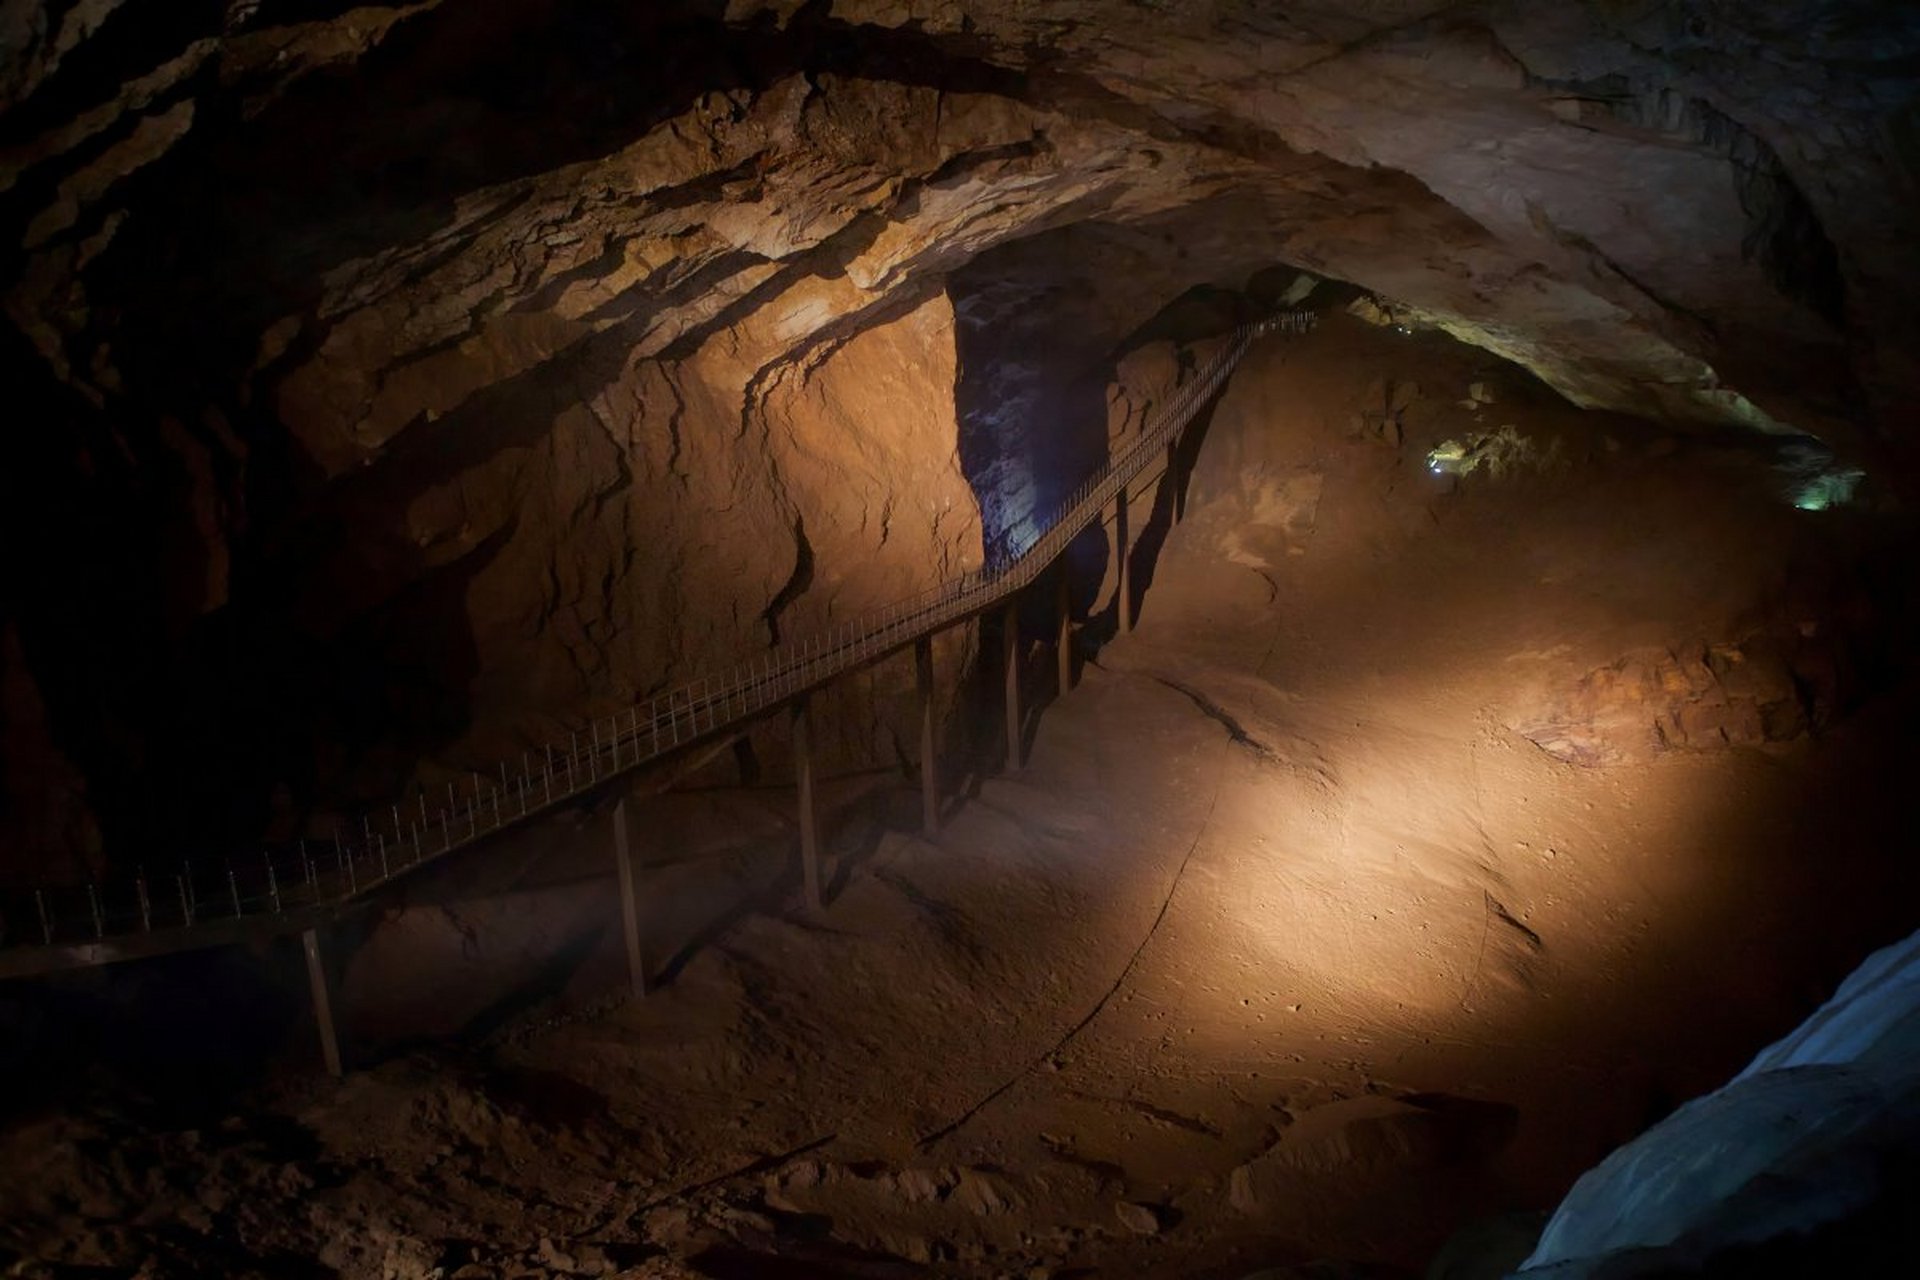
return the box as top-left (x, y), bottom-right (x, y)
top-left (1069, 1091), bottom-right (1224, 1138)
top-left (1147, 674), bottom-right (1280, 762)
top-left (760, 514), bottom-right (813, 647)
top-left (1485, 892), bottom-right (1544, 951)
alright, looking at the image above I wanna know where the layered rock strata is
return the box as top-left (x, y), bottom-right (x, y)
top-left (2, 1), bottom-right (1914, 872)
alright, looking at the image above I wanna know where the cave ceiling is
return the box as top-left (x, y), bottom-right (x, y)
top-left (5, 0), bottom-right (1916, 462)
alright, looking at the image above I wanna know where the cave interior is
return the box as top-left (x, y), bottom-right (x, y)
top-left (2, 2), bottom-right (1920, 1278)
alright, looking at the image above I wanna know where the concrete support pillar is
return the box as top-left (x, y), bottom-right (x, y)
top-left (793, 697), bottom-right (823, 912)
top-left (1115, 486), bottom-right (1133, 634)
top-left (612, 797), bottom-right (647, 998)
top-left (915, 636), bottom-right (939, 833)
top-left (1003, 599), bottom-right (1022, 769)
top-left (1055, 564), bottom-right (1073, 695)
top-left (302, 926), bottom-right (343, 1079)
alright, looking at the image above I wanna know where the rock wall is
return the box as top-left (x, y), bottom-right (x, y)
top-left (3, 0), bottom-right (1917, 874)
top-left (1515, 633), bottom-right (1820, 768)
top-left (1518, 926), bottom-right (1920, 1277)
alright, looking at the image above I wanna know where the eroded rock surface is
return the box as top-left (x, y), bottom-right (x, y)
top-left (1, 257), bottom-right (1917, 1280)
top-left (1516, 634), bottom-right (1816, 766)
top-left (3, 1), bottom-right (1916, 870)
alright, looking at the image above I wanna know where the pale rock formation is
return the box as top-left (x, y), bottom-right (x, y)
top-left (1518, 926), bottom-right (1920, 1277)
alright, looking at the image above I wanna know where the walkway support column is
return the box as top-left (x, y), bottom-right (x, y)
top-left (302, 926), bottom-right (343, 1079)
top-left (1168, 439), bottom-right (1185, 525)
top-left (1116, 485), bottom-right (1133, 634)
top-left (793, 697), bottom-right (824, 912)
top-left (1055, 564), bottom-right (1073, 695)
top-left (916, 636), bottom-right (939, 833)
top-left (612, 798), bottom-right (647, 998)
top-left (1003, 599), bottom-right (1022, 769)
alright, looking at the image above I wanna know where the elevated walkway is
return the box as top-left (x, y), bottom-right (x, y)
top-left (0, 310), bottom-right (1315, 995)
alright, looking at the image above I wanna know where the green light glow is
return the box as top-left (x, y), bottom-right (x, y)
top-left (1791, 469), bottom-right (1863, 511)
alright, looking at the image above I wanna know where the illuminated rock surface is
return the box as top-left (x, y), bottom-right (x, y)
top-left (5, 0), bottom-right (1919, 872)
top-left (3, 296), bottom-right (1916, 1279)
top-left (1, 3), bottom-right (1918, 1277)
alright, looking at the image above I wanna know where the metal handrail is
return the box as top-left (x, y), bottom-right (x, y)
top-left (0, 309), bottom-right (1314, 957)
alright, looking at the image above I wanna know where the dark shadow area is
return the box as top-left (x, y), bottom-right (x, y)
top-left (652, 857), bottom-right (804, 989)
top-left (688, 1241), bottom-right (929, 1278)
top-left (0, 938), bottom-right (310, 1124)
top-left (1653, 1148), bottom-right (1920, 1279)
top-left (949, 221), bottom-right (1284, 696)
top-left (1118, 393), bottom-right (1227, 634)
top-left (365, 920), bottom-right (607, 1063)
top-left (0, 318), bottom-right (501, 875)
top-left (948, 211), bottom-right (1299, 569)
top-left (822, 789), bottom-right (906, 903)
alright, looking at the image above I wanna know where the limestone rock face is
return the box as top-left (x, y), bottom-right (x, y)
top-left (2, 1), bottom-right (1915, 868)
top-left (1516, 637), bottom-right (1800, 766)
top-left (1512, 618), bottom-right (1872, 766)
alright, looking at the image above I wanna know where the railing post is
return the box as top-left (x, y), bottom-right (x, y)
top-left (136, 869), bottom-right (151, 932)
top-left (612, 798), bottom-right (647, 998)
top-left (302, 926), bottom-right (344, 1078)
top-left (792, 696), bottom-right (823, 913)
top-left (1115, 484), bottom-right (1133, 635)
top-left (916, 635), bottom-right (938, 833)
top-left (35, 889), bottom-right (51, 944)
top-left (1004, 598), bottom-right (1022, 770)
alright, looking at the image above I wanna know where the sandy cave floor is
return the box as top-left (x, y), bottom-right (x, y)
top-left (3, 316), bottom-right (1917, 1280)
